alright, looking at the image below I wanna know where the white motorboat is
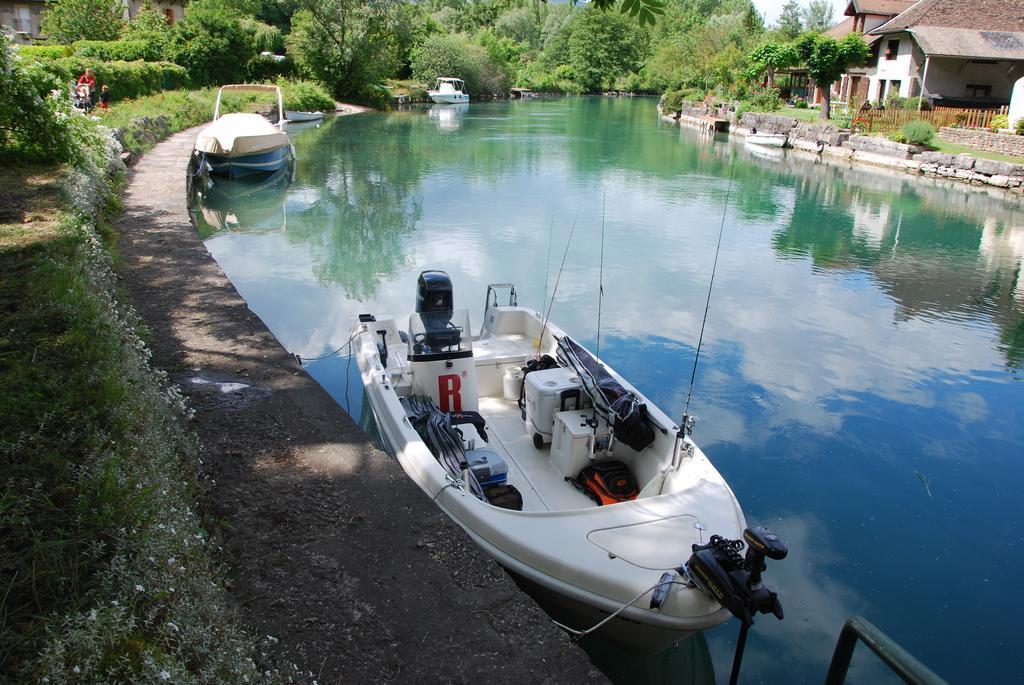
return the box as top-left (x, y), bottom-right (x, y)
top-left (353, 272), bottom-right (760, 655)
top-left (285, 109), bottom-right (325, 123)
top-left (194, 84), bottom-right (294, 178)
top-left (428, 77), bottom-right (470, 104)
top-left (745, 132), bottom-right (787, 148)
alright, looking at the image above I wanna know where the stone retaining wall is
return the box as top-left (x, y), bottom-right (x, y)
top-left (663, 104), bottom-right (1023, 197)
top-left (938, 127), bottom-right (1024, 158)
top-left (737, 112), bottom-right (848, 146)
top-left (847, 135), bottom-right (919, 160)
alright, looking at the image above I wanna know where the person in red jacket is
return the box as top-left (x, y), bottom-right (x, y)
top-left (77, 68), bottom-right (96, 110)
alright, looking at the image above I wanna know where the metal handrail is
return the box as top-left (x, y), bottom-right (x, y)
top-left (213, 84), bottom-right (286, 126)
top-left (824, 616), bottom-right (948, 685)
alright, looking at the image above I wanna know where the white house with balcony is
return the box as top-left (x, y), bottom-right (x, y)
top-left (865, 0), bottom-right (1024, 113)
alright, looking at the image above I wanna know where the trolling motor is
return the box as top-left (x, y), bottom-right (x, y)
top-left (685, 527), bottom-right (788, 685)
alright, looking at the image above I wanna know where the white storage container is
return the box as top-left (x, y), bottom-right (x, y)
top-left (523, 367), bottom-right (591, 448)
top-left (550, 411), bottom-right (611, 478)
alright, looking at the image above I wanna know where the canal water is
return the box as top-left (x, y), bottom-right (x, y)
top-left (192, 98), bottom-right (1023, 684)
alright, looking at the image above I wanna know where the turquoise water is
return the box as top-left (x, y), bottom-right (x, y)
top-left (193, 98), bottom-right (1023, 684)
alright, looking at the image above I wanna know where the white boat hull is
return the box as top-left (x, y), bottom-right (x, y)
top-left (746, 133), bottom-right (787, 148)
top-left (285, 110), bottom-right (324, 122)
top-left (354, 302), bottom-right (745, 654)
top-left (429, 92), bottom-right (470, 104)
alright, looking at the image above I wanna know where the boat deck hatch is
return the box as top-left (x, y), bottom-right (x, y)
top-left (587, 514), bottom-right (701, 570)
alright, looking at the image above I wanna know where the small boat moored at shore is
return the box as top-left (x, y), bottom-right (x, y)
top-left (428, 77), bottom-right (470, 104)
top-left (194, 84), bottom-right (294, 178)
top-left (285, 109), bottom-right (325, 123)
top-left (353, 272), bottom-right (786, 655)
top-left (745, 132), bottom-right (787, 148)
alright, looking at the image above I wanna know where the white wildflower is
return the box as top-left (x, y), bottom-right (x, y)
top-left (159, 670), bottom-right (171, 681)
top-left (72, 666), bottom-right (81, 674)
top-left (135, 584), bottom-right (145, 592)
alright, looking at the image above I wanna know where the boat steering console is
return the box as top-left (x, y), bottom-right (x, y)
top-left (685, 526), bottom-right (788, 685)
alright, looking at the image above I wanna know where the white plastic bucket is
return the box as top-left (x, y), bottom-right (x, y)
top-left (502, 366), bottom-right (524, 401)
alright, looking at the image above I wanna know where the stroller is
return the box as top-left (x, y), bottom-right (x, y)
top-left (70, 83), bottom-right (93, 113)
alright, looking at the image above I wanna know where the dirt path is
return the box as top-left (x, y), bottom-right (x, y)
top-left (114, 122), bottom-right (606, 684)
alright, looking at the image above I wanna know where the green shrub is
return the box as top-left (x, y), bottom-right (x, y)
top-left (989, 114), bottom-right (1008, 131)
top-left (1017, 118), bottom-right (1024, 136)
top-left (794, 99), bottom-right (808, 109)
top-left (661, 87), bottom-right (704, 114)
top-left (0, 34), bottom-right (100, 163)
top-left (246, 53), bottom-right (295, 81)
top-left (743, 85), bottom-right (782, 112)
top-left (73, 39), bottom-right (162, 62)
top-left (168, 0), bottom-right (257, 87)
top-left (279, 78), bottom-right (335, 112)
top-left (902, 119), bottom-right (935, 146)
top-left (411, 34), bottom-right (509, 98)
top-left (16, 44), bottom-right (74, 59)
top-left (40, 0), bottom-right (123, 43)
top-left (30, 57), bottom-right (188, 100)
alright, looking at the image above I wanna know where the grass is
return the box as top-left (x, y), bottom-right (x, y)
top-left (0, 151), bottom-right (267, 681)
top-left (748, 105), bottom-right (825, 123)
top-left (927, 138), bottom-right (1024, 165)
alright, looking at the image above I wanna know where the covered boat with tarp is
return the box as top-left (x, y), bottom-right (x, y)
top-left (193, 84), bottom-right (295, 178)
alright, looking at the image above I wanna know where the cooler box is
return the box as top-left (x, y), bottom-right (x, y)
top-left (523, 367), bottom-right (592, 447)
top-left (465, 448), bottom-right (508, 487)
top-left (551, 411), bottom-right (612, 479)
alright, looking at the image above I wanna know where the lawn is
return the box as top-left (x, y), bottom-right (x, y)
top-left (749, 105), bottom-right (826, 123)
top-left (927, 138), bottom-right (1024, 165)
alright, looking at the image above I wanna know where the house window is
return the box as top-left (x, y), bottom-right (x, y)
top-left (163, 8), bottom-right (175, 25)
top-left (885, 39), bottom-right (900, 60)
top-left (15, 5), bottom-right (32, 33)
top-left (966, 84), bottom-right (991, 98)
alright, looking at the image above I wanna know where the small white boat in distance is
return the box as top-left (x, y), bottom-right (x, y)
top-left (745, 132), bottom-right (787, 148)
top-left (194, 84), bottom-right (294, 178)
top-left (353, 272), bottom-right (751, 654)
top-left (428, 77), bottom-right (469, 104)
top-left (285, 109), bottom-right (324, 123)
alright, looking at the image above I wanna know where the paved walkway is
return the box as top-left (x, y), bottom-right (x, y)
top-left (115, 125), bottom-right (605, 684)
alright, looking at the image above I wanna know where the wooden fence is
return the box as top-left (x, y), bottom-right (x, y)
top-left (852, 105), bottom-right (1008, 134)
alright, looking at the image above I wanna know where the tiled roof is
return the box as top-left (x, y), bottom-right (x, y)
top-left (912, 26), bottom-right (1024, 60)
top-left (870, 0), bottom-right (1024, 34)
top-left (846, 0), bottom-right (916, 17)
top-left (825, 17), bottom-right (856, 38)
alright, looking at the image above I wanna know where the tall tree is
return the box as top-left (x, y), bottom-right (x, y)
top-left (794, 31), bottom-right (870, 119)
top-left (746, 40), bottom-right (798, 89)
top-left (803, 0), bottom-right (834, 32)
top-left (566, 7), bottom-right (647, 92)
top-left (41, 0), bottom-right (125, 42)
top-left (776, 0), bottom-right (803, 39)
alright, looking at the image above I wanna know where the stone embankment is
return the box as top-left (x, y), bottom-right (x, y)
top-left (938, 126), bottom-right (1024, 159)
top-left (662, 104), bottom-right (1024, 197)
top-left (115, 126), bottom-right (605, 683)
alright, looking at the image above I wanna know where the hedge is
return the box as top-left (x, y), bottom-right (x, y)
top-left (16, 44), bottom-right (74, 59)
top-left (73, 39), bottom-right (163, 62)
top-left (31, 57), bottom-right (188, 100)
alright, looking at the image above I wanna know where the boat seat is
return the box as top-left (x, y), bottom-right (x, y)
top-left (473, 337), bottom-right (531, 367)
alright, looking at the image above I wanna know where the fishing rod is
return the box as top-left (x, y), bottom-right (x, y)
top-left (673, 154), bottom-right (738, 467)
top-left (537, 210), bottom-right (580, 356)
top-left (591, 193), bottom-right (607, 439)
top-left (596, 193), bottom-right (606, 367)
top-left (543, 216), bottom-right (555, 311)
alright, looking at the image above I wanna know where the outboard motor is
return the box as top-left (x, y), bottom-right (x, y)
top-left (409, 270), bottom-right (479, 412)
top-left (685, 527), bottom-right (788, 685)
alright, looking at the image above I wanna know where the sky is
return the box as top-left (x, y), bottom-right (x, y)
top-left (753, 0), bottom-right (849, 26)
